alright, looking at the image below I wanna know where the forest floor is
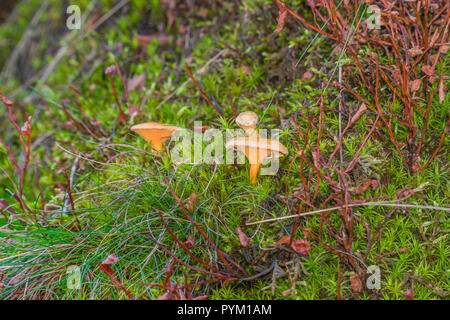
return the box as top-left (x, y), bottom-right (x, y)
top-left (0, 0), bottom-right (448, 300)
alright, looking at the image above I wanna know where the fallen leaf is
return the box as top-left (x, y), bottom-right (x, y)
top-left (354, 179), bottom-right (378, 194)
top-left (291, 239), bottom-right (311, 256)
top-left (350, 273), bottom-right (363, 294)
top-left (102, 254), bottom-right (119, 265)
top-left (408, 47), bottom-right (423, 57)
top-left (421, 65), bottom-right (435, 76)
top-left (301, 70), bottom-right (314, 81)
top-left (349, 103), bottom-right (367, 125)
top-left (410, 79), bottom-right (422, 92)
top-left (282, 289), bottom-right (293, 296)
top-left (440, 45), bottom-right (449, 54)
top-left (162, 0), bottom-right (176, 26)
top-left (185, 193), bottom-right (198, 212)
top-left (183, 236), bottom-right (195, 249)
top-left (235, 227), bottom-right (250, 248)
top-left (274, 0), bottom-right (287, 33)
top-left (405, 287), bottom-right (414, 300)
top-left (272, 235), bottom-right (291, 246)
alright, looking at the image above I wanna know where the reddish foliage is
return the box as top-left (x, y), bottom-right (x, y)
top-left (274, 0), bottom-right (288, 33)
top-left (235, 227), bottom-right (251, 248)
top-left (350, 273), bottom-right (364, 295)
top-left (99, 254), bottom-right (135, 300)
top-left (291, 239), bottom-right (311, 256)
top-left (405, 287), bottom-right (414, 300)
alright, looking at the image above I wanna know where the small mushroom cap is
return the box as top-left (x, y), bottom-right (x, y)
top-left (236, 111), bottom-right (258, 129)
top-left (225, 136), bottom-right (288, 158)
top-left (130, 122), bottom-right (180, 133)
top-left (131, 122), bottom-right (181, 151)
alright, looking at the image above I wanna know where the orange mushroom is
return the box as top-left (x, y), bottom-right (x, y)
top-left (226, 111), bottom-right (288, 184)
top-left (131, 122), bottom-right (181, 152)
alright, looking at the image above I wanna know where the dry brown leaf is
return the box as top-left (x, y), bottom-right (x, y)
top-left (272, 235), bottom-right (291, 246)
top-left (350, 273), bottom-right (363, 294)
top-left (274, 0), bottom-right (288, 33)
top-left (405, 287), bottom-right (414, 300)
top-left (235, 227), bottom-right (250, 248)
top-left (353, 179), bottom-right (378, 194)
top-left (410, 79), bottom-right (422, 92)
top-left (349, 103), bottom-right (367, 125)
top-left (408, 47), bottom-right (423, 57)
top-left (302, 70), bottom-right (314, 81)
top-left (185, 193), bottom-right (198, 212)
top-left (440, 45), bottom-right (449, 54)
top-left (183, 236), bottom-right (195, 249)
top-left (421, 65), bottom-right (435, 76)
top-left (291, 239), bottom-right (311, 256)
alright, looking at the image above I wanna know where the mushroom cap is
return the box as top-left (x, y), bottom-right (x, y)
top-left (130, 122), bottom-right (180, 133)
top-left (225, 136), bottom-right (288, 159)
top-left (131, 122), bottom-right (181, 151)
top-left (236, 111), bottom-right (258, 128)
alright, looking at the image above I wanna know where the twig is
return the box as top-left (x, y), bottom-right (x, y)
top-left (246, 202), bottom-right (450, 226)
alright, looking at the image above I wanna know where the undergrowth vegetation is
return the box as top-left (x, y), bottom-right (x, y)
top-left (0, 0), bottom-right (448, 300)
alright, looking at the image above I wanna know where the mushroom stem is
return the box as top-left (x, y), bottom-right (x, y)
top-left (151, 140), bottom-right (164, 152)
top-left (249, 162), bottom-right (262, 184)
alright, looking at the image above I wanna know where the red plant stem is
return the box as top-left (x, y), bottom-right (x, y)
top-left (185, 63), bottom-right (223, 115)
top-left (0, 136), bottom-right (19, 170)
top-left (164, 177), bottom-right (247, 276)
top-left (289, 204), bottom-right (303, 247)
top-left (34, 153), bottom-right (46, 219)
top-left (345, 114), bottom-right (380, 173)
top-left (156, 210), bottom-right (225, 275)
top-left (99, 264), bottom-right (135, 300)
top-left (114, 58), bottom-right (132, 108)
top-left (69, 85), bottom-right (90, 122)
top-left (148, 236), bottom-right (232, 279)
top-left (416, 72), bottom-right (440, 157)
top-left (18, 116), bottom-right (32, 197)
top-left (64, 169), bottom-right (81, 230)
top-left (419, 116), bottom-right (449, 172)
top-left (108, 75), bottom-right (124, 114)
